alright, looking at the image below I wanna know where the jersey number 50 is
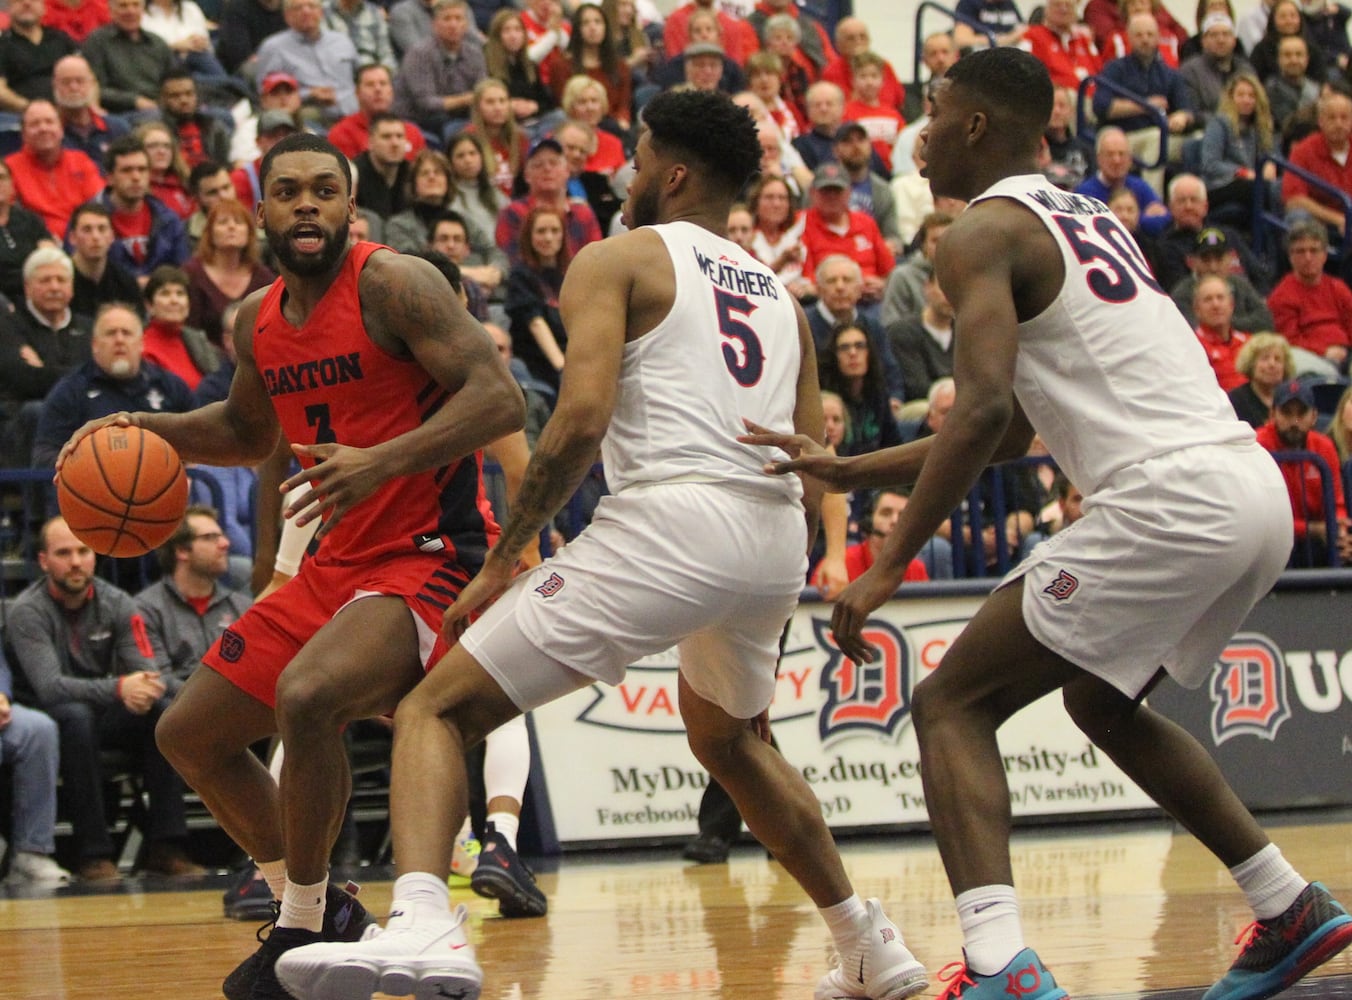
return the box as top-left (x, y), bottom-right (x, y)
top-left (715, 288), bottom-right (764, 387)
top-left (1052, 213), bottom-right (1162, 302)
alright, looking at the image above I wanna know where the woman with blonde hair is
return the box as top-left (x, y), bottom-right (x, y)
top-left (560, 74), bottom-right (628, 173)
top-left (1331, 385), bottom-right (1352, 463)
top-left (136, 121), bottom-right (194, 220)
top-left (1201, 73), bottom-right (1277, 219)
top-left (465, 78), bottom-right (529, 197)
top-left (484, 7), bottom-right (558, 135)
top-left (185, 198), bottom-right (275, 345)
top-left (1229, 332), bottom-right (1295, 427)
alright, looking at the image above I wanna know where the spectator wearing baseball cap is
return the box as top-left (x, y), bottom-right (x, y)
top-left (1178, 12), bottom-right (1254, 129)
top-left (495, 135), bottom-right (602, 266)
top-left (228, 69), bottom-right (304, 167)
top-left (801, 160), bottom-right (895, 322)
top-left (1171, 226), bottom-right (1275, 333)
top-left (831, 119), bottom-right (901, 254)
top-left (254, 0), bottom-right (360, 124)
top-left (1256, 375), bottom-right (1352, 566)
top-left (229, 110), bottom-right (300, 211)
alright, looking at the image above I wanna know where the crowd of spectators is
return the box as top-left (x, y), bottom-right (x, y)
top-left (4, 0), bottom-right (1352, 881)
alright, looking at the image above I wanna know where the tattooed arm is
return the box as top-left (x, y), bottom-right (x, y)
top-left (282, 251), bottom-right (526, 533)
top-left (442, 235), bottom-right (633, 639)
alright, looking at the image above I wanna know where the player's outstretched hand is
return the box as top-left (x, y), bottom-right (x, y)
top-left (442, 552), bottom-right (516, 643)
top-left (281, 442), bottom-right (386, 538)
top-left (829, 567), bottom-right (896, 665)
top-left (737, 419), bottom-right (850, 490)
top-left (53, 411), bottom-right (137, 478)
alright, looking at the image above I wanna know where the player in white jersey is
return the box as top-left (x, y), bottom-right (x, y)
top-left (742, 48), bottom-right (1352, 1000)
top-left (275, 88), bottom-right (928, 1000)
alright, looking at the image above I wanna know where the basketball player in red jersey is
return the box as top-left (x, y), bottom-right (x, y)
top-left (55, 132), bottom-right (525, 1000)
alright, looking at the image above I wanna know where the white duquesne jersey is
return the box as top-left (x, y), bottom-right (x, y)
top-left (600, 221), bottom-right (804, 503)
top-left (970, 175), bottom-right (1252, 495)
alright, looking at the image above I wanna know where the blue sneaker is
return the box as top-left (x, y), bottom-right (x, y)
top-left (1203, 881), bottom-right (1352, 1000)
top-left (935, 949), bottom-right (1068, 999)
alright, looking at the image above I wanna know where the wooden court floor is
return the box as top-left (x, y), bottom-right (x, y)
top-left (3, 814), bottom-right (1352, 1000)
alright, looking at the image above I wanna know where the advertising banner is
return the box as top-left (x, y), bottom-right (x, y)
top-left (1145, 586), bottom-right (1352, 810)
top-left (531, 592), bottom-right (1157, 847)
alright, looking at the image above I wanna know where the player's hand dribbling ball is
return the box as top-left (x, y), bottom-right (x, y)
top-left (56, 425), bottom-right (189, 557)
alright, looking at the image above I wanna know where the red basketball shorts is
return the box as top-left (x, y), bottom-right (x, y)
top-left (201, 552), bottom-right (471, 708)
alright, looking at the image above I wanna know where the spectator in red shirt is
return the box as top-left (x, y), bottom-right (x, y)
top-left (327, 63), bottom-right (427, 161)
top-left (1020, 0), bottom-right (1103, 88)
top-left (1193, 272), bottom-right (1251, 389)
top-left (6, 99), bottom-right (103, 239)
top-left (1267, 219), bottom-right (1352, 376)
top-left (662, 0), bottom-right (755, 67)
top-left (821, 17), bottom-right (904, 113)
top-left (801, 161), bottom-right (894, 312)
top-left (842, 52), bottom-right (904, 176)
top-left (42, 0), bottom-right (108, 44)
top-left (1256, 377), bottom-right (1352, 565)
top-left (813, 487), bottom-right (929, 589)
top-left (495, 136), bottom-right (601, 265)
top-left (1282, 89), bottom-right (1352, 233)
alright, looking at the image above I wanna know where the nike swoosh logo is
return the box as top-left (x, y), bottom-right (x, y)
top-left (973, 902), bottom-right (999, 913)
top-left (857, 955), bottom-right (865, 984)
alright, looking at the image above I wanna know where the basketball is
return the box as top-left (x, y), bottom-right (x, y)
top-left (56, 424), bottom-right (190, 558)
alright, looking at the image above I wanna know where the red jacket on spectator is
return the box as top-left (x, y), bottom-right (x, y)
top-left (1020, 23), bottom-right (1103, 88)
top-left (1082, 0), bottom-right (1187, 53)
top-left (663, 4), bottom-right (757, 65)
top-left (1194, 323), bottom-right (1250, 390)
top-left (801, 207), bottom-right (895, 283)
top-left (327, 113), bottom-right (426, 161)
top-left (1267, 270), bottom-right (1352, 359)
top-left (822, 56), bottom-right (904, 112)
top-left (42, 0), bottom-right (109, 44)
top-left (1283, 131), bottom-right (1352, 215)
top-left (1256, 422), bottom-right (1348, 535)
top-left (6, 145), bottom-right (104, 239)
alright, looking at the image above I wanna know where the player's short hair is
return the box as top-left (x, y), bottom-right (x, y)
top-left (944, 47), bottom-right (1053, 146)
top-left (259, 132), bottom-right (353, 195)
top-left (641, 89), bottom-right (761, 198)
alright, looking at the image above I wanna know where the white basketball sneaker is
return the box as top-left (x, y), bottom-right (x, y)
top-left (275, 901), bottom-right (483, 1000)
top-left (815, 898), bottom-right (928, 1000)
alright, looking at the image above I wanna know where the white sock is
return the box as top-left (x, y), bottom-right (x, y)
top-left (488, 812), bottom-right (521, 851)
top-left (957, 885), bottom-right (1024, 976)
top-left (820, 894), bottom-right (868, 960)
top-left (257, 858), bottom-right (287, 901)
top-left (1231, 844), bottom-right (1306, 919)
top-left (393, 871), bottom-right (452, 918)
top-left (278, 876), bottom-right (327, 932)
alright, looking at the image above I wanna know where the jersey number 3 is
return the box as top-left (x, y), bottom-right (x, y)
top-left (715, 289), bottom-right (764, 387)
top-left (1052, 214), bottom-right (1162, 302)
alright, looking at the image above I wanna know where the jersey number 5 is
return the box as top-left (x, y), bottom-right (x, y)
top-left (1052, 213), bottom-right (1162, 302)
top-left (715, 289), bottom-right (764, 387)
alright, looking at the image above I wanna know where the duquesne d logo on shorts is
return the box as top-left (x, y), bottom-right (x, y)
top-left (1042, 569), bottom-right (1080, 601)
top-left (535, 572), bottom-right (565, 598)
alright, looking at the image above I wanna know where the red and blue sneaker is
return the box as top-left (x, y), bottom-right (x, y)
top-left (1203, 882), bottom-right (1352, 1000)
top-left (935, 949), bottom-right (1069, 999)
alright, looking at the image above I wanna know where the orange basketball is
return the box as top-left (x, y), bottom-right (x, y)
top-left (56, 424), bottom-right (190, 558)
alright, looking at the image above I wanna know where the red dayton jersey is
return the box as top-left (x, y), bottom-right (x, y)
top-left (253, 241), bottom-right (499, 568)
